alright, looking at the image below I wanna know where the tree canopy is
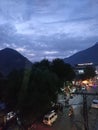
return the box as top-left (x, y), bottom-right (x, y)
top-left (51, 58), bottom-right (75, 81)
top-left (4, 58), bottom-right (75, 115)
top-left (84, 66), bottom-right (96, 79)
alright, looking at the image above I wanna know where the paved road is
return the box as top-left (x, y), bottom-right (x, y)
top-left (52, 86), bottom-right (98, 130)
top-left (51, 92), bottom-right (84, 130)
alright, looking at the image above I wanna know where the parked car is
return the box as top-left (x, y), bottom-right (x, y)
top-left (91, 99), bottom-right (98, 108)
top-left (43, 110), bottom-right (58, 126)
top-left (6, 111), bottom-right (16, 121)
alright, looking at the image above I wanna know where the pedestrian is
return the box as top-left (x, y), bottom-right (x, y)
top-left (16, 117), bottom-right (21, 126)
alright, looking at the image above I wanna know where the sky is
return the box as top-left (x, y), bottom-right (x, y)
top-left (0, 0), bottom-right (98, 62)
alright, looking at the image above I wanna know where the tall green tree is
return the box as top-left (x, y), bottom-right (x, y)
top-left (6, 70), bottom-right (24, 107)
top-left (33, 59), bottom-right (51, 71)
top-left (21, 67), bottom-right (59, 114)
top-left (51, 58), bottom-right (75, 81)
top-left (5, 58), bottom-right (75, 115)
top-left (6, 69), bottom-right (31, 108)
top-left (84, 66), bottom-right (96, 79)
top-left (0, 72), bottom-right (7, 100)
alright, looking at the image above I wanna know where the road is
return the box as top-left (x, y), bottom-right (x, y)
top-left (52, 86), bottom-right (98, 130)
top-left (51, 93), bottom-right (84, 130)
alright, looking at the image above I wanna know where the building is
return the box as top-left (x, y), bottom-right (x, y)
top-left (75, 62), bottom-right (95, 76)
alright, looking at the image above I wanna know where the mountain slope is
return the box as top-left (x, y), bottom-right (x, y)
top-left (0, 48), bottom-right (32, 75)
top-left (64, 42), bottom-right (98, 66)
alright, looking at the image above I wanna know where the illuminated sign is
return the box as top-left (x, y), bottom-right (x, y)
top-left (77, 62), bottom-right (93, 66)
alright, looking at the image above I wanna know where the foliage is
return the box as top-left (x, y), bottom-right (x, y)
top-left (4, 58), bottom-right (75, 115)
top-left (0, 72), bottom-right (7, 100)
top-left (6, 69), bottom-right (24, 107)
top-left (23, 68), bottom-right (59, 113)
top-left (51, 58), bottom-right (75, 81)
top-left (84, 66), bottom-right (96, 79)
top-left (0, 72), bottom-right (4, 77)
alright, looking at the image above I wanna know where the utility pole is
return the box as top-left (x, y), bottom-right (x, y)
top-left (83, 94), bottom-right (89, 130)
top-left (72, 92), bottom-right (98, 130)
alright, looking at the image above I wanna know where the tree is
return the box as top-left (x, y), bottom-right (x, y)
top-left (0, 72), bottom-right (8, 100)
top-left (6, 69), bottom-right (24, 108)
top-left (0, 72), bottom-right (3, 78)
top-left (20, 67), bottom-right (60, 114)
top-left (5, 58), bottom-right (75, 116)
top-left (33, 59), bottom-right (51, 70)
top-left (84, 66), bottom-right (96, 79)
top-left (51, 58), bottom-right (75, 81)
top-left (6, 69), bottom-right (31, 109)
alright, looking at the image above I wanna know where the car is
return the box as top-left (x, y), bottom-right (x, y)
top-left (91, 99), bottom-right (98, 108)
top-left (43, 110), bottom-right (58, 126)
top-left (6, 111), bottom-right (16, 121)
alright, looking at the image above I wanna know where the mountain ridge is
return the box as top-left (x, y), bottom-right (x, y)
top-left (0, 47), bottom-right (32, 75)
top-left (64, 42), bottom-right (98, 66)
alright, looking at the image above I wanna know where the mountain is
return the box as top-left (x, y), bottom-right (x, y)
top-left (0, 48), bottom-right (32, 75)
top-left (64, 42), bottom-right (98, 66)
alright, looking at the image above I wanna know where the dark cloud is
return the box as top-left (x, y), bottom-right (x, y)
top-left (0, 0), bottom-right (98, 62)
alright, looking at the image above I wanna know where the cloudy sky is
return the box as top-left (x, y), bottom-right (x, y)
top-left (0, 0), bottom-right (98, 62)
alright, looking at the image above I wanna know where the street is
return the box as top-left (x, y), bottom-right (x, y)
top-left (52, 93), bottom-right (84, 130)
top-left (51, 86), bottom-right (98, 130)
